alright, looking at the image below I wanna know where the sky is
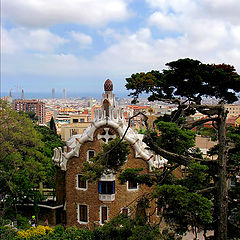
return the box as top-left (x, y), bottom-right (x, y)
top-left (1, 0), bottom-right (240, 98)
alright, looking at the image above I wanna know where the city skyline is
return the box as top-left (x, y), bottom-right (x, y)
top-left (1, 0), bottom-right (240, 96)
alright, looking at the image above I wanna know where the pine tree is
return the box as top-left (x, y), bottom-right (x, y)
top-left (49, 116), bottom-right (57, 134)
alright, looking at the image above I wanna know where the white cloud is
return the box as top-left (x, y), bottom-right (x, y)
top-left (2, 0), bottom-right (240, 93)
top-left (146, 0), bottom-right (240, 65)
top-left (2, 0), bottom-right (131, 27)
top-left (70, 31), bottom-right (92, 48)
top-left (230, 26), bottom-right (240, 46)
top-left (2, 27), bottom-right (67, 54)
top-left (2, 25), bottom-right (240, 83)
top-left (146, 0), bottom-right (240, 24)
top-left (146, 0), bottom-right (196, 13)
top-left (148, 12), bottom-right (179, 31)
top-left (131, 28), bottom-right (152, 42)
top-left (202, 0), bottom-right (240, 24)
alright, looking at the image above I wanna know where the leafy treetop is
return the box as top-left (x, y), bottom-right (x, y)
top-left (126, 58), bottom-right (240, 104)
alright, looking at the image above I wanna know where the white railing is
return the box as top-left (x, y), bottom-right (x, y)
top-left (99, 194), bottom-right (115, 202)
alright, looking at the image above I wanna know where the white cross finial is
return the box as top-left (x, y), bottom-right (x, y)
top-left (97, 128), bottom-right (116, 143)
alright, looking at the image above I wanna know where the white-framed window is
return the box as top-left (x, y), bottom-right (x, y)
top-left (127, 180), bottom-right (138, 191)
top-left (100, 206), bottom-right (108, 224)
top-left (121, 207), bottom-right (129, 216)
top-left (87, 150), bottom-right (96, 161)
top-left (76, 174), bottom-right (88, 190)
top-left (77, 204), bottom-right (88, 224)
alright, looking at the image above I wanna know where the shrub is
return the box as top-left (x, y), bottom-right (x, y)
top-left (0, 226), bottom-right (17, 240)
top-left (17, 225), bottom-right (54, 239)
top-left (16, 215), bottom-right (31, 230)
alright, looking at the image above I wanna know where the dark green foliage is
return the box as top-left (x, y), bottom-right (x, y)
top-left (0, 226), bottom-right (17, 240)
top-left (49, 117), bottom-right (57, 134)
top-left (228, 182), bottom-right (240, 239)
top-left (126, 70), bottom-right (170, 103)
top-left (155, 121), bottom-right (196, 155)
top-left (82, 138), bottom-right (130, 181)
top-left (0, 101), bottom-right (65, 219)
top-left (34, 125), bottom-right (65, 188)
top-left (126, 58), bottom-right (240, 104)
top-left (178, 162), bottom-right (212, 193)
top-left (34, 125), bottom-right (65, 157)
top-left (25, 111), bottom-right (39, 121)
top-left (16, 214), bottom-right (31, 229)
top-left (152, 184), bottom-right (212, 234)
top-left (227, 126), bottom-right (240, 167)
top-left (51, 226), bottom-right (93, 240)
top-left (93, 214), bottom-right (160, 240)
top-left (118, 168), bottom-right (154, 187)
top-left (226, 126), bottom-right (240, 237)
top-left (0, 100), bottom-right (47, 218)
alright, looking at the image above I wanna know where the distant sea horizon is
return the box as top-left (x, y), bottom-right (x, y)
top-left (0, 91), bottom-right (130, 100)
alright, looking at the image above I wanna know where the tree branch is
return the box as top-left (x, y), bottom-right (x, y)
top-left (157, 163), bottom-right (180, 184)
top-left (183, 117), bottom-right (218, 129)
top-left (141, 113), bottom-right (217, 166)
top-left (196, 186), bottom-right (216, 194)
top-left (192, 104), bottom-right (222, 116)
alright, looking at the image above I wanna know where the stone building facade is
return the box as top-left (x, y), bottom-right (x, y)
top-left (52, 79), bottom-right (167, 228)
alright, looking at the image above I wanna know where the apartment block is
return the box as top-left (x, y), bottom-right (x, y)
top-left (14, 99), bottom-right (46, 124)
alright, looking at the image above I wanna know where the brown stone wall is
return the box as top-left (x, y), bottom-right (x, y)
top-left (65, 126), bottom-right (154, 229)
top-left (56, 167), bottom-right (66, 205)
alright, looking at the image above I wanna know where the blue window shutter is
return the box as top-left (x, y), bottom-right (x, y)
top-left (113, 181), bottom-right (115, 194)
top-left (98, 181), bottom-right (101, 193)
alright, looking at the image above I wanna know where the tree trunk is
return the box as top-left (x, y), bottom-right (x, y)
top-left (215, 104), bottom-right (228, 240)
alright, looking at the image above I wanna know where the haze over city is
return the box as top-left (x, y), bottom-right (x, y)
top-left (1, 0), bottom-right (240, 98)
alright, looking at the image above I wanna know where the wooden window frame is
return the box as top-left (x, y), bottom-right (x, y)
top-left (76, 174), bottom-right (87, 190)
top-left (78, 204), bottom-right (88, 224)
top-left (100, 206), bottom-right (108, 224)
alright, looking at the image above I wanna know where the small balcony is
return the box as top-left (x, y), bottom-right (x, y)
top-left (99, 194), bottom-right (115, 202)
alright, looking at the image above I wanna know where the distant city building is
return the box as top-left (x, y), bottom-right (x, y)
top-left (235, 116), bottom-right (240, 127)
top-left (52, 88), bottom-right (55, 99)
top-left (63, 89), bottom-right (66, 99)
top-left (1, 96), bottom-right (13, 104)
top-left (45, 110), bottom-right (54, 123)
top-left (61, 114), bottom-right (91, 141)
top-left (21, 89), bottom-right (24, 99)
top-left (225, 104), bottom-right (240, 117)
top-left (87, 98), bottom-right (96, 108)
top-left (14, 99), bottom-right (46, 124)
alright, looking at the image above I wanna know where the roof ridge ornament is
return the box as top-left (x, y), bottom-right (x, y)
top-left (104, 79), bottom-right (113, 91)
